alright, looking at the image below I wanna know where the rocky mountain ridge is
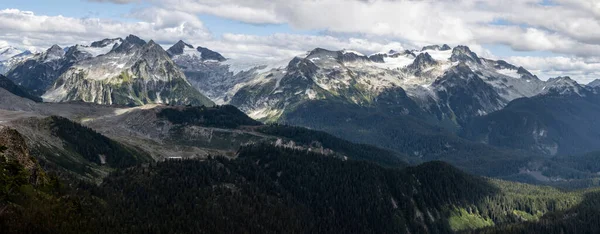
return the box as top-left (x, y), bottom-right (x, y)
top-left (4, 35), bottom-right (214, 107)
top-left (168, 41), bottom-right (581, 126)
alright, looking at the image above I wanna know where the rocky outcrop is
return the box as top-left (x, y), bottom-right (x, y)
top-left (0, 126), bottom-right (47, 185)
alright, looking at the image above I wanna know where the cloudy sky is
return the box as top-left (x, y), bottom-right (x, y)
top-left (2, 0), bottom-right (600, 83)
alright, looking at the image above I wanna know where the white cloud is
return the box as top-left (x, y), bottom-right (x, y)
top-left (507, 56), bottom-right (600, 84)
top-left (0, 40), bottom-right (9, 48)
top-left (0, 8), bottom-right (210, 51)
top-left (113, 0), bottom-right (600, 58)
top-left (185, 33), bottom-right (406, 62)
top-left (6, 0), bottom-right (600, 83)
top-left (162, 0), bottom-right (282, 24)
top-left (127, 8), bottom-right (206, 29)
top-left (0, 7), bottom-right (407, 64)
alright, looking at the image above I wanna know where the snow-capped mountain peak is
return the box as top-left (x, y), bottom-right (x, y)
top-left (587, 79), bottom-right (600, 88)
top-left (307, 48), bottom-right (338, 58)
top-left (542, 76), bottom-right (584, 96)
top-left (70, 38), bottom-right (124, 58)
top-left (166, 40), bottom-right (226, 62)
top-left (90, 38), bottom-right (124, 48)
top-left (407, 52), bottom-right (438, 71)
top-left (166, 40), bottom-right (195, 56)
top-left (112, 34), bottom-right (147, 53)
top-left (0, 47), bottom-right (33, 75)
top-left (196, 46), bottom-right (226, 62)
top-left (42, 45), bottom-right (65, 62)
top-left (450, 45), bottom-right (481, 64)
top-left (0, 46), bottom-right (24, 61)
top-left (341, 49), bottom-right (365, 56)
top-left (421, 44), bottom-right (452, 51)
top-left (124, 34), bottom-right (147, 46)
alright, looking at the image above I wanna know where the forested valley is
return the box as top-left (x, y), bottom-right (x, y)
top-left (2, 141), bottom-right (600, 234)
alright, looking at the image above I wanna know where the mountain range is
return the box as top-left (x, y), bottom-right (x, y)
top-left (2, 34), bottom-right (600, 233)
top-left (2, 35), bottom-right (600, 169)
top-left (3, 36), bottom-right (213, 107)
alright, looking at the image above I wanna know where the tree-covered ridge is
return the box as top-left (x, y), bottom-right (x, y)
top-left (7, 116), bottom-right (155, 183)
top-left (1, 143), bottom-right (600, 233)
top-left (157, 105), bottom-right (262, 129)
top-left (47, 116), bottom-right (152, 168)
top-left (84, 144), bottom-right (494, 233)
top-left (257, 124), bottom-right (409, 167)
top-left (463, 93), bottom-right (600, 156)
top-left (472, 191), bottom-right (600, 234)
top-left (94, 144), bottom-right (600, 233)
top-left (0, 75), bottom-right (42, 102)
top-left (549, 151), bottom-right (600, 176)
top-left (2, 104), bottom-right (600, 233)
top-left (0, 141), bottom-right (103, 234)
top-left (154, 105), bottom-right (407, 168)
top-left (281, 99), bottom-right (535, 177)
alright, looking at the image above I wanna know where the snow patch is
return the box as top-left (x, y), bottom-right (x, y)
top-left (44, 53), bottom-right (63, 62)
top-left (222, 59), bottom-right (264, 74)
top-left (248, 106), bottom-right (281, 120)
top-left (305, 89), bottom-right (317, 99)
top-left (182, 45), bottom-right (201, 58)
top-left (75, 42), bottom-right (119, 57)
top-left (372, 55), bottom-right (415, 69)
top-left (496, 68), bottom-right (521, 79)
top-left (417, 49), bottom-right (452, 61)
top-left (342, 49), bottom-right (364, 56)
top-left (0, 46), bottom-right (23, 61)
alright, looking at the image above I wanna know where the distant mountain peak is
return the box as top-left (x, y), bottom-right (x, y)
top-left (0, 46), bottom-right (25, 61)
top-left (516, 66), bottom-right (538, 79)
top-left (307, 48), bottom-right (336, 57)
top-left (90, 38), bottom-right (123, 48)
top-left (421, 44), bottom-right (452, 51)
top-left (450, 45), bottom-right (481, 64)
top-left (112, 35), bottom-right (147, 53)
top-left (146, 39), bottom-right (159, 46)
top-left (196, 46), bottom-right (226, 62)
top-left (47, 44), bottom-right (63, 52)
top-left (587, 79), bottom-right (600, 88)
top-left (492, 60), bottom-right (518, 70)
top-left (339, 49), bottom-right (370, 63)
top-left (543, 76), bottom-right (584, 96)
top-left (167, 40), bottom-right (226, 62)
top-left (408, 52), bottom-right (438, 71)
top-left (42, 44), bottom-right (66, 62)
top-left (421, 45), bottom-right (441, 51)
top-left (125, 34), bottom-right (146, 45)
top-left (167, 40), bottom-right (194, 56)
top-left (440, 44), bottom-right (452, 50)
top-left (0, 46), bottom-right (19, 54)
top-left (306, 47), bottom-right (371, 63)
top-left (548, 76), bottom-right (575, 83)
